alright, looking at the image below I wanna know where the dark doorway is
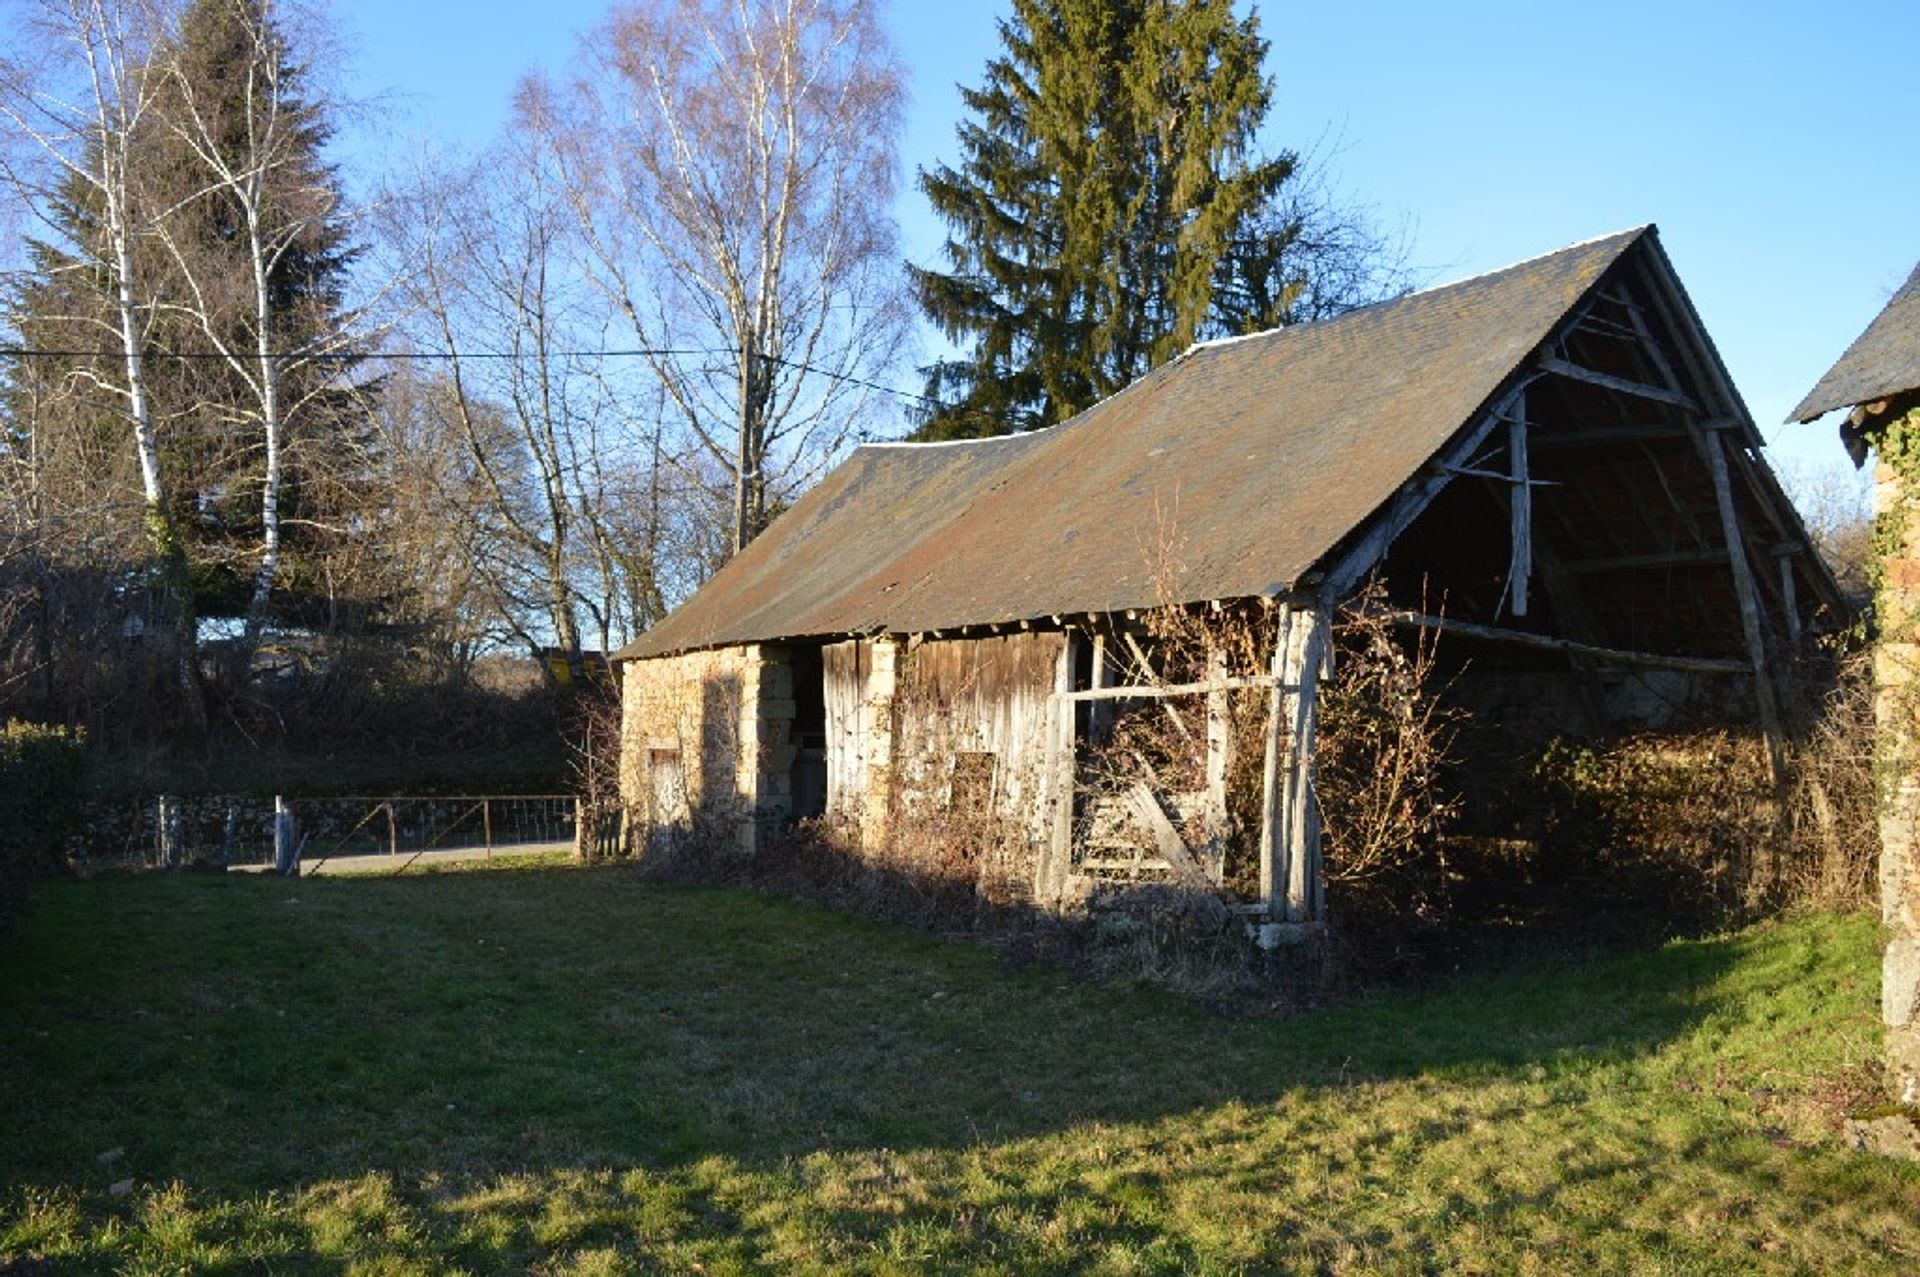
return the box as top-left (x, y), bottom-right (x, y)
top-left (789, 642), bottom-right (828, 819)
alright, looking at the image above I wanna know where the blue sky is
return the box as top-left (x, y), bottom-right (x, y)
top-left (336, 1), bottom-right (1917, 491)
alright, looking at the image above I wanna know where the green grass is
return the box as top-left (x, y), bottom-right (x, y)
top-left (2, 861), bottom-right (1916, 1274)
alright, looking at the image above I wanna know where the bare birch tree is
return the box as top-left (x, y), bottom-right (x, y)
top-left (0, 0), bottom-right (206, 725)
top-left (550, 0), bottom-right (908, 557)
top-left (151, 0), bottom-right (372, 655)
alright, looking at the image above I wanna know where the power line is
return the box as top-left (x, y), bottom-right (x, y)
top-left (0, 342), bottom-right (947, 410)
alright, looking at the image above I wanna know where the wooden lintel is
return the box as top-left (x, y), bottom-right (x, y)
top-left (1539, 355), bottom-right (1700, 410)
top-left (1382, 611), bottom-right (1748, 676)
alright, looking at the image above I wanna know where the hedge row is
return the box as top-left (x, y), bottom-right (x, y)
top-left (0, 720), bottom-right (88, 937)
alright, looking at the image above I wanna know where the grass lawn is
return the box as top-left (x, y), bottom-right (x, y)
top-left (2, 859), bottom-right (1917, 1274)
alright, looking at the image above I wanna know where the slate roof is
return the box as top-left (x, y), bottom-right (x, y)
top-left (1790, 260), bottom-right (1920, 422)
top-left (620, 227), bottom-right (1651, 661)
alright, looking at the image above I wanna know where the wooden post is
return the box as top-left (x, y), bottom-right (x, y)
top-left (861, 638), bottom-right (900, 850)
top-left (483, 798), bottom-right (493, 857)
top-left (156, 795), bottom-right (179, 868)
top-left (1037, 631), bottom-right (1077, 907)
top-left (1507, 393), bottom-right (1532, 618)
top-left (273, 796), bottom-right (297, 876)
top-left (1704, 430), bottom-right (1787, 783)
top-left (1088, 632), bottom-right (1113, 742)
top-left (386, 802), bottom-right (398, 857)
top-left (1279, 608), bottom-right (1330, 922)
top-left (1203, 645), bottom-right (1230, 883)
top-left (1258, 607), bottom-right (1296, 911)
top-left (1778, 553), bottom-right (1802, 646)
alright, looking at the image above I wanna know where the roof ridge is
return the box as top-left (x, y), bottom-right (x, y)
top-left (1182, 225), bottom-right (1653, 361)
top-left (858, 431), bottom-right (1048, 451)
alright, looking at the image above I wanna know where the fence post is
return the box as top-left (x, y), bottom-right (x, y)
top-left (274, 796), bottom-right (297, 876)
top-left (156, 795), bottom-right (179, 868)
top-left (386, 802), bottom-right (398, 857)
top-left (484, 798), bottom-right (493, 857)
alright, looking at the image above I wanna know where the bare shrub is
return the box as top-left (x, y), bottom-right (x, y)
top-left (1316, 591), bottom-right (1463, 913)
top-left (569, 686), bottom-right (624, 864)
top-left (1779, 642), bottom-right (1878, 911)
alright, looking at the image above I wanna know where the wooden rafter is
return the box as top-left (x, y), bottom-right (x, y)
top-left (1539, 355), bottom-right (1701, 411)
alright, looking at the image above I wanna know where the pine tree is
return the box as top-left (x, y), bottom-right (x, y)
top-left (912, 0), bottom-right (1296, 439)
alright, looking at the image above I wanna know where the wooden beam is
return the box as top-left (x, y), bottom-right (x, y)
top-left (1257, 607), bottom-right (1293, 911)
top-left (1539, 355), bottom-right (1700, 411)
top-left (1437, 463), bottom-right (1559, 486)
top-left (1382, 611), bottom-right (1749, 675)
top-left (1203, 647), bottom-right (1230, 884)
top-left (1562, 548), bottom-right (1729, 574)
top-left (1780, 556), bottom-right (1802, 645)
top-left (1088, 632), bottom-right (1114, 740)
top-left (1055, 673), bottom-right (1281, 703)
top-left (1037, 633), bottom-right (1077, 906)
top-left (1633, 439), bottom-right (1713, 552)
top-left (1723, 439), bottom-right (1851, 619)
top-left (1507, 395), bottom-right (1531, 617)
top-left (1118, 632), bottom-right (1197, 744)
top-left (1703, 432), bottom-right (1788, 783)
top-left (1610, 282), bottom-right (1689, 399)
top-left (1277, 608), bottom-right (1329, 923)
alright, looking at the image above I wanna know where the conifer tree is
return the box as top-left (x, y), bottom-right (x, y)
top-left (149, 0), bottom-right (369, 642)
top-left (913, 0), bottom-right (1324, 439)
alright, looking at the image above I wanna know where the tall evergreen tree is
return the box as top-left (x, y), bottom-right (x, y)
top-left (148, 0), bottom-right (369, 638)
top-left (912, 0), bottom-right (1307, 439)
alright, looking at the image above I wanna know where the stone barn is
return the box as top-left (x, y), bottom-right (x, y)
top-left (615, 226), bottom-right (1841, 943)
top-left (1789, 259), bottom-right (1920, 1110)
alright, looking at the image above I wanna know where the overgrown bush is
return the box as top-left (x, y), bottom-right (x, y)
top-left (0, 720), bottom-right (89, 936)
top-left (1522, 647), bottom-right (1878, 931)
top-left (1316, 599), bottom-right (1463, 918)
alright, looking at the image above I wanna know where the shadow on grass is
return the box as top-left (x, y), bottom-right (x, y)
top-left (2, 862), bottom-right (1750, 1181)
top-left (4, 861), bottom-right (1892, 1272)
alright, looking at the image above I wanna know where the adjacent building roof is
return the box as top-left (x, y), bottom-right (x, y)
top-left (1789, 260), bottom-right (1920, 422)
top-left (621, 228), bottom-right (1654, 661)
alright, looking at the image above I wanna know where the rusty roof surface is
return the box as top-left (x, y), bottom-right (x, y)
top-left (621, 227), bottom-right (1650, 660)
top-left (1790, 260), bottom-right (1920, 422)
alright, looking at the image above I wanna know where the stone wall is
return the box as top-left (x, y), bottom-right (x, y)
top-left (1872, 420), bottom-right (1920, 1104)
top-left (619, 643), bottom-right (798, 855)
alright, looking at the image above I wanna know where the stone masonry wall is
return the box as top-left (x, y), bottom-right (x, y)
top-left (1873, 430), bottom-right (1920, 1104)
top-left (619, 643), bottom-right (797, 856)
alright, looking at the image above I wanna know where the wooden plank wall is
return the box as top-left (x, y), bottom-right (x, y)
top-left (823, 639), bottom-right (872, 813)
top-left (896, 632), bottom-right (1066, 840)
